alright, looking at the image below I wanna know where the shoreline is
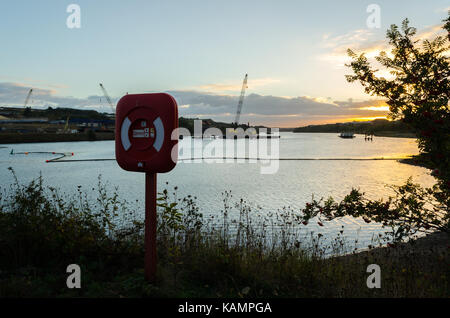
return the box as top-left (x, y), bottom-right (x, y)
top-left (337, 231), bottom-right (449, 260)
top-left (0, 132), bottom-right (114, 144)
top-left (0, 130), bottom-right (416, 145)
top-left (293, 131), bottom-right (416, 138)
top-left (371, 131), bottom-right (416, 138)
top-left (398, 154), bottom-right (434, 170)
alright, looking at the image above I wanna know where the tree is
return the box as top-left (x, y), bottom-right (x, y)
top-left (444, 13), bottom-right (450, 40)
top-left (301, 13), bottom-right (450, 242)
top-left (346, 14), bottom-right (450, 186)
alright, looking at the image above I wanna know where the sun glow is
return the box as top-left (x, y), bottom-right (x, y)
top-left (360, 106), bottom-right (390, 111)
top-left (348, 116), bottom-right (389, 122)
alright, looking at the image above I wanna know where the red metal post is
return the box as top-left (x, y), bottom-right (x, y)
top-left (145, 172), bottom-right (157, 282)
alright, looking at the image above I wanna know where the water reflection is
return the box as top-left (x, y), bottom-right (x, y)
top-left (0, 133), bottom-right (435, 252)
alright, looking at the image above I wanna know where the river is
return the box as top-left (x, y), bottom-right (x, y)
top-left (0, 132), bottom-right (435, 253)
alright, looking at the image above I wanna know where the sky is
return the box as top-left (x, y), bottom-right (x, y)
top-left (0, 0), bottom-right (448, 127)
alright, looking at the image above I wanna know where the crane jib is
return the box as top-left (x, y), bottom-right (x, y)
top-left (234, 74), bottom-right (248, 126)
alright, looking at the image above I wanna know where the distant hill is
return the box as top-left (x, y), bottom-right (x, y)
top-left (293, 119), bottom-right (415, 138)
top-left (0, 106), bottom-right (111, 121)
top-left (0, 106), bottom-right (266, 133)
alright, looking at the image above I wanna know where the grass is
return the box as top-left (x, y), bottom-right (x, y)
top-left (0, 170), bottom-right (448, 297)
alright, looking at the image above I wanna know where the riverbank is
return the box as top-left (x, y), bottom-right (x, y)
top-left (0, 130), bottom-right (416, 145)
top-left (0, 131), bottom-right (115, 144)
top-left (372, 131), bottom-right (416, 138)
top-left (292, 131), bottom-right (416, 138)
top-left (293, 119), bottom-right (415, 138)
top-left (334, 231), bottom-right (449, 296)
top-left (0, 174), bottom-right (447, 298)
top-left (399, 153), bottom-right (435, 170)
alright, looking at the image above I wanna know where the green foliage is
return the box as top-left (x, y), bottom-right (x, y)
top-left (444, 11), bottom-right (450, 40)
top-left (0, 168), bottom-right (142, 271)
top-left (301, 178), bottom-right (449, 243)
top-left (312, 14), bottom-right (450, 241)
top-left (345, 14), bottom-right (450, 186)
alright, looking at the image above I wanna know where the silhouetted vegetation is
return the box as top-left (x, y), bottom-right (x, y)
top-left (1, 106), bottom-right (112, 121)
top-left (293, 119), bottom-right (413, 137)
top-left (306, 15), bottom-right (450, 239)
top-left (0, 172), bottom-right (448, 297)
top-left (346, 15), bottom-right (450, 187)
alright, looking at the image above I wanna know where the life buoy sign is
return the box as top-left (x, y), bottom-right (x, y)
top-left (115, 93), bottom-right (178, 173)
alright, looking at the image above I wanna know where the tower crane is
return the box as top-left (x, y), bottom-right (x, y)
top-left (99, 83), bottom-right (115, 114)
top-left (234, 74), bottom-right (248, 127)
top-left (24, 89), bottom-right (33, 108)
top-left (63, 115), bottom-right (70, 133)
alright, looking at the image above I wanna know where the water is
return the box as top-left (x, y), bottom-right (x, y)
top-left (0, 132), bottom-right (435, 252)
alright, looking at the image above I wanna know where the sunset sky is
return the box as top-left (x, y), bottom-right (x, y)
top-left (0, 0), bottom-right (448, 127)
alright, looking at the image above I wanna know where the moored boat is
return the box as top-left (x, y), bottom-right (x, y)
top-left (339, 132), bottom-right (355, 139)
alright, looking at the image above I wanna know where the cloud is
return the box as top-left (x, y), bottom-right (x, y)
top-left (318, 29), bottom-right (386, 68)
top-left (0, 82), bottom-right (114, 113)
top-left (436, 6), bottom-right (450, 13)
top-left (319, 22), bottom-right (447, 68)
top-left (193, 77), bottom-right (281, 93)
top-left (0, 81), bottom-right (390, 127)
top-left (320, 29), bottom-right (376, 50)
top-left (418, 24), bottom-right (447, 41)
top-left (168, 90), bottom-right (389, 126)
top-left (0, 77), bottom-right (69, 90)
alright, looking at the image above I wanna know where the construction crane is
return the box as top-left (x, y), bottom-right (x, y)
top-left (24, 88), bottom-right (33, 108)
top-left (234, 74), bottom-right (248, 127)
top-left (63, 115), bottom-right (70, 133)
top-left (99, 83), bottom-right (115, 113)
